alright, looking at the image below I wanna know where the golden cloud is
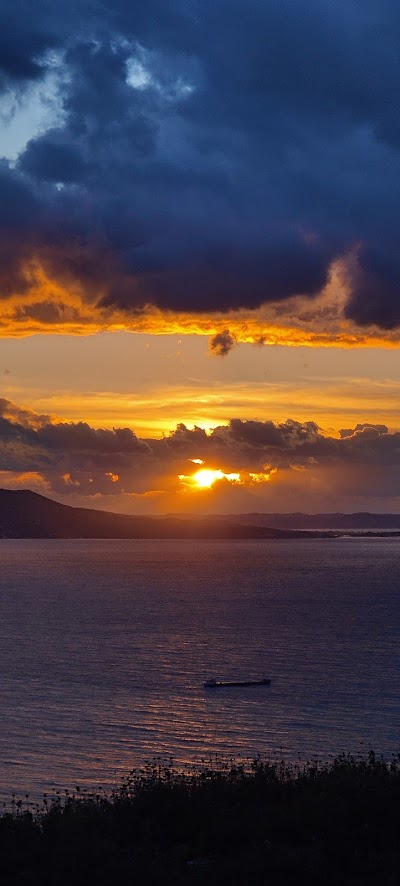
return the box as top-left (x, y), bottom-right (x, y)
top-left (1, 256), bottom-right (400, 349)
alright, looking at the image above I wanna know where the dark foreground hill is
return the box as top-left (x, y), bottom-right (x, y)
top-left (0, 489), bottom-right (327, 540)
top-left (1, 489), bottom-right (400, 539)
top-left (1, 754), bottom-right (400, 885)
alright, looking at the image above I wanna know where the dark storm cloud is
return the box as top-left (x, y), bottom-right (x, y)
top-left (1, 399), bottom-right (400, 499)
top-left (0, 1), bottom-right (89, 92)
top-left (20, 134), bottom-right (92, 184)
top-left (2, 1), bottom-right (400, 325)
top-left (0, 11), bottom-right (54, 87)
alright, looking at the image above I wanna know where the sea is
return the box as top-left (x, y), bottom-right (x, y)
top-left (0, 537), bottom-right (399, 802)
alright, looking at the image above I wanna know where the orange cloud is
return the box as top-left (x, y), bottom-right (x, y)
top-left (2, 397), bottom-right (400, 513)
top-left (1, 257), bottom-right (400, 349)
top-left (0, 470), bottom-right (51, 493)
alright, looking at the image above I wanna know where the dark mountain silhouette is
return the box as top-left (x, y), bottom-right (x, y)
top-left (1, 490), bottom-right (399, 539)
top-left (0, 489), bottom-right (318, 539)
top-left (203, 512), bottom-right (400, 530)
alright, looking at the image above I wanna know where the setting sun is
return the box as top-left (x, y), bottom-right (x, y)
top-left (192, 468), bottom-right (241, 488)
top-left (193, 469), bottom-right (223, 487)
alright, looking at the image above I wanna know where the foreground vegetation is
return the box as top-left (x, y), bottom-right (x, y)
top-left (2, 752), bottom-right (400, 884)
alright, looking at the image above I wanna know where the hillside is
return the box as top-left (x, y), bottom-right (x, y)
top-left (1, 489), bottom-right (400, 539)
top-left (174, 511), bottom-right (400, 530)
top-left (230, 512), bottom-right (400, 529)
top-left (0, 489), bottom-right (315, 540)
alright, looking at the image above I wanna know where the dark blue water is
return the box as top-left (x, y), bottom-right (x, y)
top-left (0, 538), bottom-right (398, 800)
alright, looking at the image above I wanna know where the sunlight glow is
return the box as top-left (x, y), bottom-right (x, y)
top-left (192, 468), bottom-right (241, 488)
top-left (249, 470), bottom-right (277, 483)
top-left (193, 469), bottom-right (222, 487)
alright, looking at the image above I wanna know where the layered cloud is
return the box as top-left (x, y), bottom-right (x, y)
top-left (1, 398), bottom-right (400, 511)
top-left (1, 1), bottom-right (400, 343)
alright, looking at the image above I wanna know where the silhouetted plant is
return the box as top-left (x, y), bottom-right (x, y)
top-left (0, 753), bottom-right (400, 884)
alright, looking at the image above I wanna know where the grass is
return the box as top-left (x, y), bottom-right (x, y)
top-left (1, 751), bottom-right (400, 884)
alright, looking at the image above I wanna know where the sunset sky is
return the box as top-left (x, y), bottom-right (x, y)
top-left (1, 0), bottom-right (400, 514)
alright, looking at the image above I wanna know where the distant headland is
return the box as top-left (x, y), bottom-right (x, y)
top-left (1, 489), bottom-right (400, 539)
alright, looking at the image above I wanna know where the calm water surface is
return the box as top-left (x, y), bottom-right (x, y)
top-left (0, 538), bottom-right (399, 800)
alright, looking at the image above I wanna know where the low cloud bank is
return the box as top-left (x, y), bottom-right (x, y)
top-left (1, 398), bottom-right (399, 511)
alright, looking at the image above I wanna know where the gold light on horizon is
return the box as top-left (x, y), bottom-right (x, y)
top-left (192, 468), bottom-right (241, 488)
